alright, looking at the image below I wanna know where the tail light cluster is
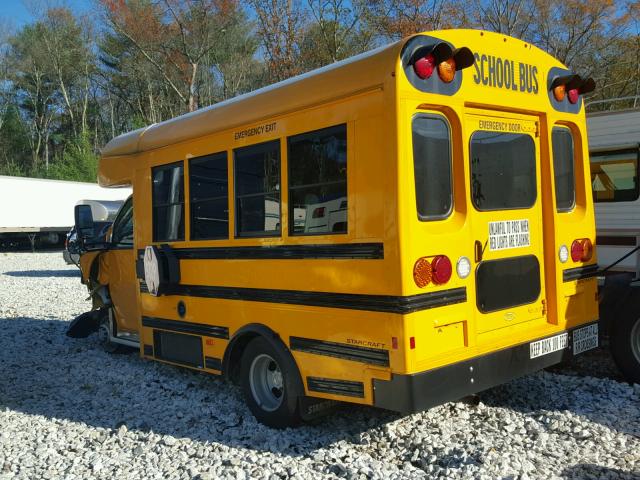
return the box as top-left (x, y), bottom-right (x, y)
top-left (570, 238), bottom-right (593, 262)
top-left (410, 43), bottom-right (474, 84)
top-left (551, 74), bottom-right (595, 105)
top-left (413, 255), bottom-right (452, 287)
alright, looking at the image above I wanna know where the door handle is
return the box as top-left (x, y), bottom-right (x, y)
top-left (475, 240), bottom-right (484, 263)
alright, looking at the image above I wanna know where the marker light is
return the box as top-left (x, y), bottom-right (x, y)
top-left (571, 238), bottom-right (594, 262)
top-left (431, 255), bottom-right (453, 285)
top-left (580, 238), bottom-right (593, 261)
top-left (558, 244), bottom-right (569, 263)
top-left (568, 88), bottom-right (579, 104)
top-left (413, 257), bottom-right (433, 288)
top-left (438, 58), bottom-right (456, 83)
top-left (414, 53), bottom-right (436, 79)
top-left (456, 256), bottom-right (471, 279)
top-left (553, 84), bottom-right (566, 102)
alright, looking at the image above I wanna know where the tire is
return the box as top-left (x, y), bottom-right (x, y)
top-left (610, 308), bottom-right (640, 384)
top-left (240, 337), bottom-right (301, 428)
top-left (96, 310), bottom-right (130, 354)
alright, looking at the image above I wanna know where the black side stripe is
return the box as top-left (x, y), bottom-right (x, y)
top-left (204, 357), bottom-right (222, 371)
top-left (137, 243), bottom-right (383, 261)
top-left (142, 316), bottom-right (229, 339)
top-left (290, 336), bottom-right (389, 367)
top-left (563, 264), bottom-right (598, 282)
top-left (307, 377), bottom-right (364, 398)
top-left (151, 284), bottom-right (467, 314)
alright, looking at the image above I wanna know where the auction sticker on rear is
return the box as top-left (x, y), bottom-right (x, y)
top-left (572, 323), bottom-right (599, 355)
top-left (489, 219), bottom-right (530, 251)
top-left (530, 333), bottom-right (568, 359)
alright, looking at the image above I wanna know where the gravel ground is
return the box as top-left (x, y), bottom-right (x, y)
top-left (0, 252), bottom-right (638, 480)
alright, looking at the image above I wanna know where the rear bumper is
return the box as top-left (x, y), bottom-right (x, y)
top-left (373, 321), bottom-right (599, 413)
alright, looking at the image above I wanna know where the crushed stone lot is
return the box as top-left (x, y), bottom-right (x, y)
top-left (0, 252), bottom-right (638, 480)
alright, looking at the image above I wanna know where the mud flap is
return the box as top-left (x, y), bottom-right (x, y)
top-left (66, 308), bottom-right (108, 338)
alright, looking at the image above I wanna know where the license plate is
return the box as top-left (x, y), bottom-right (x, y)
top-left (572, 323), bottom-right (599, 355)
top-left (530, 333), bottom-right (568, 359)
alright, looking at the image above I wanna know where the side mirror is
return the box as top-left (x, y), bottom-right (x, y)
top-left (75, 204), bottom-right (95, 240)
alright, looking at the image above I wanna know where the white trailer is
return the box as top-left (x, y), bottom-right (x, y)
top-left (0, 175), bottom-right (131, 249)
top-left (587, 108), bottom-right (640, 383)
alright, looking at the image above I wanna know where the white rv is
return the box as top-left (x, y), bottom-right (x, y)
top-left (587, 108), bottom-right (640, 383)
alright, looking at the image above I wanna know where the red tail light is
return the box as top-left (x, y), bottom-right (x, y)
top-left (312, 207), bottom-right (325, 218)
top-left (570, 240), bottom-right (584, 262)
top-left (431, 255), bottom-right (452, 285)
top-left (571, 238), bottom-right (593, 262)
top-left (414, 53), bottom-right (436, 79)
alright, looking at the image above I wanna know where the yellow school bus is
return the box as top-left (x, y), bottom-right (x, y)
top-left (73, 29), bottom-right (599, 428)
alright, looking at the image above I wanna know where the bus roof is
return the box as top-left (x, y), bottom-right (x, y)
top-left (101, 41), bottom-right (401, 159)
top-left (99, 29), bottom-right (568, 187)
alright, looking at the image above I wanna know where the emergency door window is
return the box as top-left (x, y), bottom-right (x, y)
top-left (412, 115), bottom-right (453, 220)
top-left (591, 149), bottom-right (640, 202)
top-left (152, 162), bottom-right (185, 242)
top-left (552, 127), bottom-right (576, 211)
top-left (234, 140), bottom-right (281, 237)
top-left (189, 152), bottom-right (229, 240)
top-left (470, 132), bottom-right (536, 210)
top-left (288, 124), bottom-right (347, 235)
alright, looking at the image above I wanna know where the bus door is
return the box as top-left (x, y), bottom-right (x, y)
top-left (101, 196), bottom-right (140, 334)
top-left (465, 112), bottom-right (547, 333)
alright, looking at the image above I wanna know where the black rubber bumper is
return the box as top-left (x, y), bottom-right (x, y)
top-left (373, 322), bottom-right (599, 414)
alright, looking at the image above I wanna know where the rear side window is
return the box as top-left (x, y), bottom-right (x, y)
top-left (288, 124), bottom-right (347, 235)
top-left (189, 152), bottom-right (229, 240)
top-left (413, 115), bottom-right (452, 220)
top-left (152, 162), bottom-right (185, 242)
top-left (591, 149), bottom-right (640, 202)
top-left (552, 127), bottom-right (575, 211)
top-left (234, 140), bottom-right (281, 237)
top-left (470, 132), bottom-right (536, 210)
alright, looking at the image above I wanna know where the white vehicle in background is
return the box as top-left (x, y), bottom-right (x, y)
top-left (0, 176), bottom-right (130, 250)
top-left (587, 105), bottom-right (640, 383)
top-left (299, 197), bottom-right (347, 234)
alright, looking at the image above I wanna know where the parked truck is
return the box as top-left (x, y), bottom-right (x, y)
top-left (0, 175), bottom-right (130, 250)
top-left (587, 107), bottom-right (640, 383)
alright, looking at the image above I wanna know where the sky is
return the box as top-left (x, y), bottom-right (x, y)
top-left (0, 0), bottom-right (92, 27)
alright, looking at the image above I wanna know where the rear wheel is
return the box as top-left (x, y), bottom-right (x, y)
top-left (611, 308), bottom-right (640, 384)
top-left (240, 337), bottom-right (301, 428)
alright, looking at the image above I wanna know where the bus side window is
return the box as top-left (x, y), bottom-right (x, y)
top-left (189, 152), bottom-right (229, 240)
top-left (552, 127), bottom-right (576, 212)
top-left (152, 162), bottom-right (185, 242)
top-left (234, 140), bottom-right (281, 237)
top-left (412, 115), bottom-right (453, 220)
top-left (288, 124), bottom-right (347, 235)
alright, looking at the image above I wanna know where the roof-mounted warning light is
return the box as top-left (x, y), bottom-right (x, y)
top-left (409, 43), bottom-right (475, 83)
top-left (551, 74), bottom-right (596, 104)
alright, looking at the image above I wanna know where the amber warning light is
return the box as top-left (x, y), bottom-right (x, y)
top-left (551, 74), bottom-right (595, 104)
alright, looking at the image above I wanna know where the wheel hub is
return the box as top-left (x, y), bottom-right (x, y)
top-left (249, 353), bottom-right (284, 412)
